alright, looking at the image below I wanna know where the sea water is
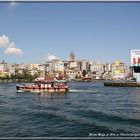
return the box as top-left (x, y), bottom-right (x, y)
top-left (0, 82), bottom-right (140, 137)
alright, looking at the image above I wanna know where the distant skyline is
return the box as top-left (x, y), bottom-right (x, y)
top-left (0, 2), bottom-right (140, 65)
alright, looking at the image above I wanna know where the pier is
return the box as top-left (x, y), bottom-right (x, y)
top-left (104, 50), bottom-right (140, 87)
top-left (104, 82), bottom-right (140, 87)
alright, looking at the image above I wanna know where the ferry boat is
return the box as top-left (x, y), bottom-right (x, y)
top-left (16, 77), bottom-right (69, 93)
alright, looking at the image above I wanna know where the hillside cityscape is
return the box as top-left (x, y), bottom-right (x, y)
top-left (0, 51), bottom-right (133, 82)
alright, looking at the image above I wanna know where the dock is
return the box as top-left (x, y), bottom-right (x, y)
top-left (104, 82), bottom-right (140, 87)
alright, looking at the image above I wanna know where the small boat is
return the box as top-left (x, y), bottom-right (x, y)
top-left (16, 77), bottom-right (69, 93)
top-left (54, 79), bottom-right (68, 83)
top-left (82, 77), bottom-right (92, 82)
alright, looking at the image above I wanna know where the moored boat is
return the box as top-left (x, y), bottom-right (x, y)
top-left (16, 77), bottom-right (69, 93)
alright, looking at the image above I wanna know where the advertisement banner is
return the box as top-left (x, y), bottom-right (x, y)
top-left (131, 50), bottom-right (140, 66)
top-left (115, 70), bottom-right (120, 75)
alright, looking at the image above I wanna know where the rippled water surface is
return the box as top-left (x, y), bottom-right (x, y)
top-left (0, 82), bottom-right (140, 137)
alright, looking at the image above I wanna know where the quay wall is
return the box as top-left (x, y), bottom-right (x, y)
top-left (104, 82), bottom-right (140, 87)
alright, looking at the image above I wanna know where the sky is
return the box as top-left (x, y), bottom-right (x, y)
top-left (0, 2), bottom-right (140, 66)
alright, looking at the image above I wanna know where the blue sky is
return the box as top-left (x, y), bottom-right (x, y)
top-left (0, 2), bottom-right (140, 65)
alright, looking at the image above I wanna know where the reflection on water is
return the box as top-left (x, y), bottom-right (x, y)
top-left (37, 92), bottom-right (67, 98)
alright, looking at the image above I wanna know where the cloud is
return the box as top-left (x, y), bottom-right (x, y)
top-left (4, 47), bottom-right (23, 55)
top-left (0, 35), bottom-right (10, 48)
top-left (48, 54), bottom-right (59, 61)
top-left (0, 34), bottom-right (23, 55)
top-left (38, 54), bottom-right (60, 63)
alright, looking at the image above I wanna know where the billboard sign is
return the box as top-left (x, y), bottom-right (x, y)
top-left (131, 50), bottom-right (140, 66)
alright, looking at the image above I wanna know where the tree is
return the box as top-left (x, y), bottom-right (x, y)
top-left (82, 69), bottom-right (87, 77)
top-left (75, 74), bottom-right (79, 79)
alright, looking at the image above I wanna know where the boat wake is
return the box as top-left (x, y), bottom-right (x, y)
top-left (69, 89), bottom-right (100, 93)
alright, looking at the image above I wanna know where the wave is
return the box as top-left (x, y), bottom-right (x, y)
top-left (80, 109), bottom-right (140, 133)
top-left (21, 108), bottom-right (114, 133)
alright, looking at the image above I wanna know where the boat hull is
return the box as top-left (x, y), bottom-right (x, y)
top-left (16, 84), bottom-right (69, 93)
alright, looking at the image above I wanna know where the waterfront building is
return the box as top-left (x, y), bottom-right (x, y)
top-left (27, 64), bottom-right (40, 70)
top-left (90, 62), bottom-right (104, 79)
top-left (63, 51), bottom-right (82, 80)
top-left (46, 58), bottom-right (64, 72)
top-left (63, 61), bottom-right (69, 70)
top-left (81, 60), bottom-right (87, 71)
top-left (128, 66), bottom-right (133, 78)
top-left (9, 64), bottom-right (17, 76)
top-left (111, 60), bottom-right (127, 80)
top-left (104, 63), bottom-right (112, 73)
top-left (69, 61), bottom-right (78, 69)
top-left (46, 61), bottom-right (53, 72)
top-left (25, 64), bottom-right (40, 76)
top-left (67, 51), bottom-right (78, 70)
top-left (101, 63), bottom-right (112, 80)
top-left (0, 60), bottom-right (9, 78)
top-left (54, 60), bottom-right (64, 72)
top-left (65, 68), bottom-right (81, 80)
top-left (9, 64), bottom-right (16, 76)
top-left (9, 63), bottom-right (26, 76)
top-left (45, 58), bottom-right (65, 79)
top-left (0, 60), bottom-right (8, 72)
top-left (77, 61), bottom-right (82, 71)
top-left (38, 64), bottom-right (45, 77)
top-left (80, 60), bottom-right (91, 76)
